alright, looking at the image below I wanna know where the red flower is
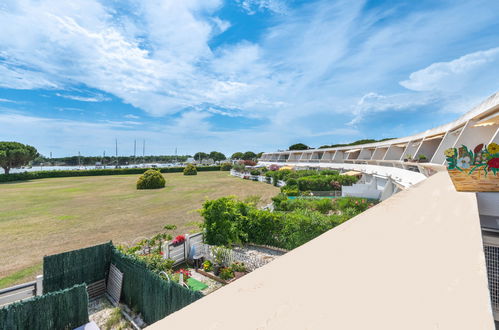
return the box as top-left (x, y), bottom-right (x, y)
top-left (487, 158), bottom-right (499, 169)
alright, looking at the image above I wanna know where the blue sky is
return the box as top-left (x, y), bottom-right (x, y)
top-left (1, 0), bottom-right (499, 157)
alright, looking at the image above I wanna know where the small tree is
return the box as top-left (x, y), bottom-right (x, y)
top-left (289, 143), bottom-right (310, 150)
top-left (183, 164), bottom-right (197, 175)
top-left (242, 151), bottom-right (257, 160)
top-left (209, 151), bottom-right (226, 162)
top-left (193, 152), bottom-right (209, 161)
top-left (136, 169), bottom-right (166, 189)
top-left (231, 152), bottom-right (244, 159)
top-left (0, 142), bottom-right (38, 174)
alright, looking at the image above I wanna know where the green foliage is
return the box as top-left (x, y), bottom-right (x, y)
top-left (104, 307), bottom-right (125, 330)
top-left (231, 152), bottom-right (244, 159)
top-left (0, 141), bottom-right (38, 174)
top-left (209, 151), bottom-right (226, 161)
top-left (183, 164), bottom-right (198, 175)
top-left (110, 247), bottom-right (203, 324)
top-left (201, 195), bottom-right (377, 251)
top-left (289, 143), bottom-right (310, 150)
top-left (231, 162), bottom-right (245, 172)
top-left (193, 152), bottom-right (209, 161)
top-left (136, 169), bottom-right (165, 189)
top-left (230, 262), bottom-right (247, 273)
top-left (43, 242), bottom-right (112, 294)
top-left (250, 169), bottom-right (260, 175)
top-left (334, 197), bottom-right (375, 214)
top-left (273, 197), bottom-right (335, 214)
top-left (319, 138), bottom-right (396, 149)
top-left (219, 267), bottom-right (235, 280)
top-left (0, 284), bottom-right (89, 330)
top-left (203, 260), bottom-right (213, 271)
top-left (296, 174), bottom-right (358, 191)
top-left (201, 197), bottom-right (251, 246)
top-left (220, 162), bottom-right (232, 171)
top-left (0, 166), bottom-right (221, 183)
top-left (280, 185), bottom-right (299, 196)
top-left (242, 151), bottom-right (257, 160)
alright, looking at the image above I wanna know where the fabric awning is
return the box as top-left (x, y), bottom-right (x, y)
top-left (341, 171), bottom-right (363, 176)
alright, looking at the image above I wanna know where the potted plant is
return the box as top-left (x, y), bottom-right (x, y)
top-left (171, 235), bottom-right (185, 247)
top-left (202, 260), bottom-right (213, 272)
top-left (445, 143), bottom-right (499, 192)
top-left (404, 154), bottom-right (413, 162)
top-left (417, 154), bottom-right (428, 163)
top-left (211, 246), bottom-right (228, 276)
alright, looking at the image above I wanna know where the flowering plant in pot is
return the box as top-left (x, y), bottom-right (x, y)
top-left (445, 143), bottom-right (499, 192)
top-left (171, 235), bottom-right (185, 246)
top-left (202, 260), bottom-right (213, 272)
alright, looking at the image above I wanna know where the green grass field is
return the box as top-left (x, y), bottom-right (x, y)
top-left (0, 171), bottom-right (279, 288)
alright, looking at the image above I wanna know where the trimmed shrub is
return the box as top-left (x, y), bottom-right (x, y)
top-left (220, 163), bottom-right (232, 171)
top-left (136, 170), bottom-right (166, 189)
top-left (183, 164), bottom-right (197, 175)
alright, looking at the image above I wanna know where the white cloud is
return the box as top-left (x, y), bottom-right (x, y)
top-left (400, 47), bottom-right (499, 92)
top-left (56, 93), bottom-right (111, 102)
top-left (236, 0), bottom-right (289, 15)
top-left (1, 0), bottom-right (499, 152)
top-left (124, 114), bottom-right (140, 119)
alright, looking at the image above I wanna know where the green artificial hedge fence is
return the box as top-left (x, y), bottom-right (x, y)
top-left (0, 166), bottom-right (222, 183)
top-left (110, 247), bottom-right (203, 324)
top-left (43, 242), bottom-right (112, 294)
top-left (0, 284), bottom-right (89, 330)
top-left (42, 242), bottom-right (203, 325)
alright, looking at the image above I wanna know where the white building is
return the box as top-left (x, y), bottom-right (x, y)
top-left (152, 92), bottom-right (499, 329)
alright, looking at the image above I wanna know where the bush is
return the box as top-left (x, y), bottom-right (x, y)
top-left (201, 197), bottom-right (250, 246)
top-left (220, 163), bottom-right (232, 171)
top-left (136, 169), bottom-right (165, 189)
top-left (183, 164), bottom-right (197, 175)
top-left (250, 169), bottom-right (260, 176)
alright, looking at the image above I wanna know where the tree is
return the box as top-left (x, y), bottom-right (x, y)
top-left (289, 143), bottom-right (310, 150)
top-left (209, 151), bottom-right (226, 162)
top-left (0, 142), bottom-right (38, 174)
top-left (193, 152), bottom-right (209, 161)
top-left (231, 152), bottom-right (244, 159)
top-left (256, 152), bottom-right (264, 158)
top-left (242, 151), bottom-right (257, 160)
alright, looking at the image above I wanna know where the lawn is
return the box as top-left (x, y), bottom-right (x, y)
top-left (0, 171), bottom-right (279, 288)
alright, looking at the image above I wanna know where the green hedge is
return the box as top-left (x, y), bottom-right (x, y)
top-left (110, 247), bottom-right (203, 324)
top-left (43, 242), bottom-right (112, 294)
top-left (0, 166), bottom-right (221, 183)
top-left (201, 197), bottom-right (349, 249)
top-left (0, 284), bottom-right (89, 330)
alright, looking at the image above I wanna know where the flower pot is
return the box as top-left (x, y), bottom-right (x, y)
top-left (213, 265), bottom-right (221, 276)
top-left (447, 169), bottom-right (499, 192)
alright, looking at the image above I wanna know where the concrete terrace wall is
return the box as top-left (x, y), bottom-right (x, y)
top-left (150, 172), bottom-right (494, 330)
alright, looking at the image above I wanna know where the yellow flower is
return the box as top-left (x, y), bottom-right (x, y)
top-left (488, 143), bottom-right (499, 154)
top-left (444, 148), bottom-right (455, 157)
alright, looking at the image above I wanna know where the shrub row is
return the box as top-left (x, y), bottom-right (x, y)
top-left (0, 166), bottom-right (221, 182)
top-left (201, 196), bottom-right (367, 250)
